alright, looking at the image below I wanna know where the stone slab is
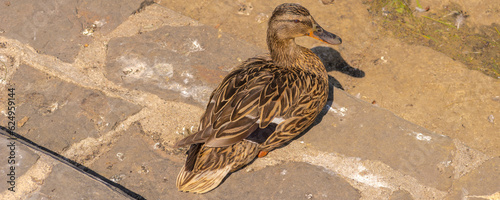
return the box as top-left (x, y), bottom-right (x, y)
top-left (105, 25), bottom-right (264, 105)
top-left (0, 126), bottom-right (137, 199)
top-left (212, 162), bottom-right (361, 200)
top-left (89, 123), bottom-right (194, 199)
top-left (2, 65), bottom-right (141, 153)
top-left (32, 163), bottom-right (131, 200)
top-left (445, 157), bottom-right (500, 200)
top-left (0, 0), bottom-right (143, 62)
top-left (302, 87), bottom-right (455, 191)
top-left (0, 131), bottom-right (40, 193)
top-left (390, 190), bottom-right (414, 200)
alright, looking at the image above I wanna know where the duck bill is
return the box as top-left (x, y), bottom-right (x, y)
top-left (307, 24), bottom-right (342, 45)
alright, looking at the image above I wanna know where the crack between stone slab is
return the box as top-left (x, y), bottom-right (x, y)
top-left (105, 4), bottom-right (201, 40)
top-left (0, 36), bottom-right (167, 110)
top-left (61, 107), bottom-right (149, 165)
top-left (0, 53), bottom-right (20, 87)
top-left (0, 126), bottom-right (145, 199)
top-left (451, 139), bottom-right (492, 180)
top-left (0, 155), bottom-right (53, 199)
top-left (0, 4), bottom-right (202, 109)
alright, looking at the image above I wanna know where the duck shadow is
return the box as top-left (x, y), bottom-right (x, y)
top-left (311, 46), bottom-right (365, 90)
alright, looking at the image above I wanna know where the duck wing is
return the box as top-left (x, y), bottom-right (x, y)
top-left (174, 57), bottom-right (301, 148)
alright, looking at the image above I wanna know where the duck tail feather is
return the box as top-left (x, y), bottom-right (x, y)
top-left (176, 165), bottom-right (232, 194)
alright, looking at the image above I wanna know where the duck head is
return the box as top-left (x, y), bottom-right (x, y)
top-left (267, 3), bottom-right (342, 52)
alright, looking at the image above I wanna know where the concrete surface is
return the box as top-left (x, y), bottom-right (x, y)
top-left (0, 1), bottom-right (498, 199)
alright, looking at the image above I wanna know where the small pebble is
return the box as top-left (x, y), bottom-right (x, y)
top-left (256, 13), bottom-right (269, 24)
top-left (18, 116), bottom-right (29, 127)
top-left (138, 165), bottom-right (150, 174)
top-left (110, 174), bottom-right (126, 182)
top-left (321, 0), bottom-right (334, 5)
top-left (487, 115), bottom-right (495, 123)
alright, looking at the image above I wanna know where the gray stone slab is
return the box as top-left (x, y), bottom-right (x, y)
top-left (210, 162), bottom-right (361, 200)
top-left (302, 88), bottom-right (455, 191)
top-left (7, 65), bottom-right (141, 153)
top-left (445, 157), bottom-right (500, 200)
top-left (0, 127), bottom-right (138, 199)
top-left (104, 25), bottom-right (264, 105)
top-left (0, 0), bottom-right (143, 62)
top-left (89, 123), bottom-right (187, 199)
top-left (31, 162), bottom-right (129, 200)
top-left (0, 133), bottom-right (40, 193)
top-left (390, 190), bottom-right (414, 200)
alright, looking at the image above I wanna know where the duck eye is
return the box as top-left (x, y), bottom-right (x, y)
top-left (293, 19), bottom-right (300, 23)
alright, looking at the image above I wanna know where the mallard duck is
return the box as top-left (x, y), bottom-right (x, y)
top-left (174, 3), bottom-right (341, 193)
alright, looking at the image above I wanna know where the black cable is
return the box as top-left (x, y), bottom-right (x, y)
top-left (0, 126), bottom-right (146, 200)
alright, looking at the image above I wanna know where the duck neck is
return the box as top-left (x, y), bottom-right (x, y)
top-left (267, 37), bottom-right (301, 67)
top-left (267, 34), bottom-right (326, 77)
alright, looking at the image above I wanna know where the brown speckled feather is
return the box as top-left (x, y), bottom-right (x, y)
top-left (174, 3), bottom-right (342, 194)
top-left (174, 53), bottom-right (327, 149)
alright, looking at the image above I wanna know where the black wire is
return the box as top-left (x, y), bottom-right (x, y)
top-left (0, 126), bottom-right (146, 200)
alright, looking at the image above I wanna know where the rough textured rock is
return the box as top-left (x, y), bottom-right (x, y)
top-left (445, 157), bottom-right (500, 200)
top-left (0, 0), bottom-right (144, 63)
top-left (6, 65), bottom-right (141, 153)
top-left (105, 25), bottom-right (264, 105)
top-left (0, 134), bottom-right (40, 193)
top-left (302, 89), bottom-right (455, 191)
top-left (34, 163), bottom-right (130, 199)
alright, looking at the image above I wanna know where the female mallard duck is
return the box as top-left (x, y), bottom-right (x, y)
top-left (174, 3), bottom-right (341, 193)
